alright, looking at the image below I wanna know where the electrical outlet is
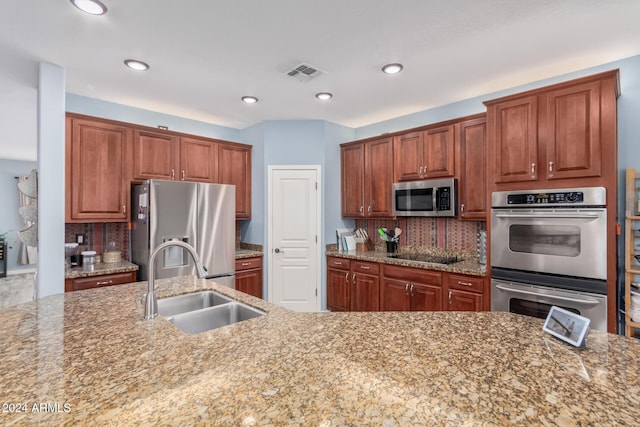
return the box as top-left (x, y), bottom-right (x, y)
top-left (76, 234), bottom-right (85, 245)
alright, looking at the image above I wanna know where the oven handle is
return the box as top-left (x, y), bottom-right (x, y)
top-left (494, 284), bottom-right (601, 306)
top-left (494, 212), bottom-right (602, 220)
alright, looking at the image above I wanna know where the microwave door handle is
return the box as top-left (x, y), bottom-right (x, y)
top-left (433, 187), bottom-right (438, 211)
top-left (494, 213), bottom-right (601, 219)
top-left (494, 284), bottom-right (600, 306)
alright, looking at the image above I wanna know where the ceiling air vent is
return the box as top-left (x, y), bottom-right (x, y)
top-left (285, 63), bottom-right (323, 82)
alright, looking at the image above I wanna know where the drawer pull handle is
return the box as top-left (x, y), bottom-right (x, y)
top-left (345, 272), bottom-right (349, 284)
top-left (457, 281), bottom-right (473, 287)
top-left (335, 261), bottom-right (342, 265)
top-left (405, 283), bottom-right (409, 295)
top-left (410, 283), bottom-right (414, 296)
top-left (96, 280), bottom-right (113, 286)
top-left (241, 262), bottom-right (250, 266)
top-left (360, 265), bottom-right (370, 270)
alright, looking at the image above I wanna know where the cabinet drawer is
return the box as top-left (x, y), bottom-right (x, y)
top-left (352, 260), bottom-right (379, 274)
top-left (383, 264), bottom-right (442, 285)
top-left (236, 256), bottom-right (262, 271)
top-left (70, 272), bottom-right (135, 292)
top-left (446, 273), bottom-right (484, 293)
top-left (327, 257), bottom-right (351, 270)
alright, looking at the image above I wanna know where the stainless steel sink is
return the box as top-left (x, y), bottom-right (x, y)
top-left (157, 290), bottom-right (233, 317)
top-left (167, 303), bottom-right (265, 334)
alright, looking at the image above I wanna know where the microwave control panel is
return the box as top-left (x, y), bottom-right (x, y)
top-left (507, 191), bottom-right (584, 205)
top-left (437, 187), bottom-right (451, 210)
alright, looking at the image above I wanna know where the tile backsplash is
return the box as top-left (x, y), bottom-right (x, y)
top-left (65, 223), bottom-right (129, 259)
top-left (355, 217), bottom-right (484, 254)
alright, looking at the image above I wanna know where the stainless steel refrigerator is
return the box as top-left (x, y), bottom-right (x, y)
top-left (131, 180), bottom-right (235, 287)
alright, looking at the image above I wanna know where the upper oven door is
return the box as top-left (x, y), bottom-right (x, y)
top-left (490, 208), bottom-right (607, 280)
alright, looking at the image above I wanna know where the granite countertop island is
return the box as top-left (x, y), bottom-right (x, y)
top-left (1, 277), bottom-right (639, 426)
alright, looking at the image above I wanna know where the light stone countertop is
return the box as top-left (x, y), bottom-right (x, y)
top-left (326, 249), bottom-right (487, 277)
top-left (64, 261), bottom-right (139, 279)
top-left (1, 276), bottom-right (639, 426)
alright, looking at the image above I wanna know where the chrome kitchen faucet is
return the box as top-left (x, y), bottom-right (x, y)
top-left (144, 240), bottom-right (207, 319)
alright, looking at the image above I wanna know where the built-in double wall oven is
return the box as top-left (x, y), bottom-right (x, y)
top-left (490, 187), bottom-right (608, 331)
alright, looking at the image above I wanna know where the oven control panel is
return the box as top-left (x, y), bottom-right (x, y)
top-left (507, 191), bottom-right (584, 205)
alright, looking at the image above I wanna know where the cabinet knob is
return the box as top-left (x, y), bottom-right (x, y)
top-left (171, 169), bottom-right (175, 180)
top-left (410, 284), bottom-right (414, 296)
top-left (448, 290), bottom-right (452, 304)
top-left (548, 161), bottom-right (554, 177)
top-left (360, 205), bottom-right (364, 214)
top-left (418, 166), bottom-right (423, 176)
top-left (460, 203), bottom-right (465, 213)
top-left (181, 170), bottom-right (186, 180)
top-left (352, 273), bottom-right (356, 283)
top-left (531, 162), bottom-right (536, 179)
top-left (345, 272), bottom-right (349, 284)
top-left (122, 205), bottom-right (126, 215)
top-left (368, 205), bottom-right (372, 213)
top-left (405, 283), bottom-right (410, 295)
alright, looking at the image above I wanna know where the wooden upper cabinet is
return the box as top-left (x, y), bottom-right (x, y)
top-left (486, 70), bottom-right (618, 188)
top-left (132, 129), bottom-right (179, 181)
top-left (180, 137), bottom-right (218, 183)
top-left (393, 132), bottom-right (423, 182)
top-left (542, 80), bottom-right (602, 180)
top-left (341, 138), bottom-right (394, 218)
top-left (67, 117), bottom-right (132, 222)
top-left (489, 95), bottom-right (539, 184)
top-left (365, 137), bottom-right (394, 217)
top-left (219, 143), bottom-right (252, 219)
top-left (458, 117), bottom-right (487, 220)
top-left (341, 143), bottom-right (365, 217)
top-left (423, 125), bottom-right (455, 178)
top-left (394, 126), bottom-right (454, 182)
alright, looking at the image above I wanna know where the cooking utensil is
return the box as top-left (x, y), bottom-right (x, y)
top-left (378, 228), bottom-right (388, 241)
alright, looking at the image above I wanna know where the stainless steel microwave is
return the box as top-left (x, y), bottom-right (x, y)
top-left (392, 178), bottom-right (458, 217)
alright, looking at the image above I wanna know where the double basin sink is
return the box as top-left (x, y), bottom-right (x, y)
top-left (157, 290), bottom-right (265, 334)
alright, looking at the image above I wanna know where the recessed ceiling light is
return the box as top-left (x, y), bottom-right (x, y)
top-left (124, 59), bottom-right (150, 71)
top-left (315, 92), bottom-right (333, 101)
top-left (241, 96), bottom-right (259, 104)
top-left (70, 0), bottom-right (108, 15)
top-left (381, 63), bottom-right (404, 74)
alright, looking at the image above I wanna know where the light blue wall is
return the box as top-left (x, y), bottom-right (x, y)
top-left (239, 122), bottom-right (265, 246)
top-left (37, 63), bottom-right (66, 297)
top-left (0, 159), bottom-right (38, 273)
top-left (66, 94), bottom-right (242, 142)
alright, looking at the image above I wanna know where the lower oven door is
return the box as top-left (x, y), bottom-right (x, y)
top-left (491, 279), bottom-right (607, 332)
top-left (490, 208), bottom-right (607, 280)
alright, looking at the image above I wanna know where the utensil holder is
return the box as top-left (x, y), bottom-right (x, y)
top-left (386, 241), bottom-right (397, 254)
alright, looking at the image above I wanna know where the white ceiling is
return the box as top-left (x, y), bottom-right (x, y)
top-left (1, 0), bottom-right (640, 160)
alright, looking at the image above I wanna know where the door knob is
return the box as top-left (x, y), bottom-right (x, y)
top-left (274, 248), bottom-right (284, 254)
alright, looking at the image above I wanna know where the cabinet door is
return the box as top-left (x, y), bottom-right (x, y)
top-left (350, 272), bottom-right (379, 311)
top-left (543, 80), bottom-right (602, 180)
top-left (458, 117), bottom-right (487, 220)
top-left (410, 283), bottom-right (443, 311)
top-left (393, 132), bottom-right (423, 182)
top-left (180, 137), bottom-right (218, 183)
top-left (236, 269), bottom-right (263, 299)
top-left (446, 289), bottom-right (483, 311)
top-left (490, 95), bottom-right (539, 183)
top-left (423, 125), bottom-right (455, 178)
top-left (327, 268), bottom-right (350, 311)
top-left (68, 118), bottom-right (131, 222)
top-left (341, 144), bottom-right (365, 217)
top-left (381, 279), bottom-right (411, 311)
top-left (365, 137), bottom-right (394, 217)
top-left (133, 129), bottom-right (179, 181)
top-left (219, 143), bottom-right (252, 218)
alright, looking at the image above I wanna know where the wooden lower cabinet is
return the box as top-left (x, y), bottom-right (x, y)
top-left (235, 256), bottom-right (263, 299)
top-left (328, 256), bottom-right (486, 313)
top-left (444, 273), bottom-right (486, 311)
top-left (350, 261), bottom-right (379, 311)
top-left (382, 264), bottom-right (442, 311)
top-left (65, 271), bottom-right (136, 292)
top-left (326, 257), bottom-right (379, 311)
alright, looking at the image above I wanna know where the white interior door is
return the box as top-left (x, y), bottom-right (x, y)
top-left (268, 166), bottom-right (320, 312)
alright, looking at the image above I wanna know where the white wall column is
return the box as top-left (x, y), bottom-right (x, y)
top-left (37, 62), bottom-right (65, 297)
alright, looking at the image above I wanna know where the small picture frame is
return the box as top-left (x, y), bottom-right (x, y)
top-left (542, 306), bottom-right (591, 348)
